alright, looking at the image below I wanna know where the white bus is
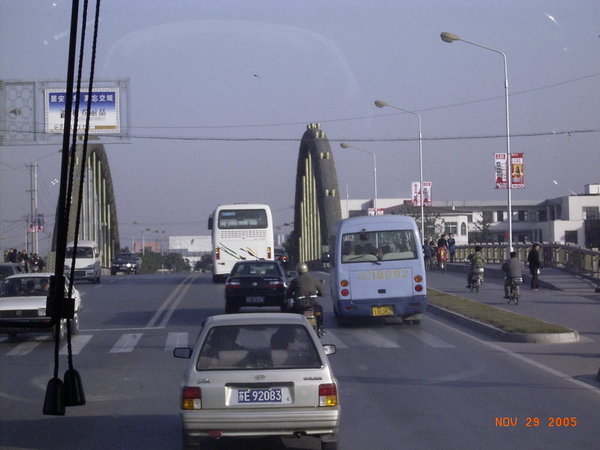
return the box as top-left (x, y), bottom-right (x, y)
top-left (208, 204), bottom-right (274, 283)
top-left (326, 215), bottom-right (427, 324)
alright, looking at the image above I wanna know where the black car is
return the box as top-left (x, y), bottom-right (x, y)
top-left (110, 253), bottom-right (140, 275)
top-left (224, 260), bottom-right (289, 314)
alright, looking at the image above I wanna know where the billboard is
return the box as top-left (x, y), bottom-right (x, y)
top-left (495, 153), bottom-right (524, 189)
top-left (45, 87), bottom-right (120, 134)
top-left (412, 182), bottom-right (432, 207)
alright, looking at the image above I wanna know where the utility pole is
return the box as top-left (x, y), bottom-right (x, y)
top-left (27, 162), bottom-right (39, 255)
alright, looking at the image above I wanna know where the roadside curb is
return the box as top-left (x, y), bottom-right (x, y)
top-left (427, 303), bottom-right (580, 344)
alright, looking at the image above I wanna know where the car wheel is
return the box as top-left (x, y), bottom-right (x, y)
top-left (53, 320), bottom-right (66, 342)
top-left (321, 439), bottom-right (338, 450)
top-left (225, 303), bottom-right (238, 314)
top-left (70, 312), bottom-right (80, 335)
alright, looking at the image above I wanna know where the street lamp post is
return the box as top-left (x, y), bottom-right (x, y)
top-left (374, 101), bottom-right (424, 243)
top-left (440, 31), bottom-right (513, 253)
top-left (339, 143), bottom-right (378, 213)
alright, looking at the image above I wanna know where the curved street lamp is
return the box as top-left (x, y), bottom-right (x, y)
top-left (440, 31), bottom-right (513, 253)
top-left (339, 143), bottom-right (378, 213)
top-left (374, 101), bottom-right (424, 243)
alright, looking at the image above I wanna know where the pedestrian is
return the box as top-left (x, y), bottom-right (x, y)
top-left (527, 243), bottom-right (542, 290)
top-left (447, 234), bottom-right (456, 262)
top-left (502, 251), bottom-right (523, 298)
top-left (437, 234), bottom-right (448, 249)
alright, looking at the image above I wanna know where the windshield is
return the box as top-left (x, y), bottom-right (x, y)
top-left (218, 209), bottom-right (268, 230)
top-left (0, 277), bottom-right (51, 297)
top-left (65, 247), bottom-right (94, 258)
top-left (341, 229), bottom-right (418, 263)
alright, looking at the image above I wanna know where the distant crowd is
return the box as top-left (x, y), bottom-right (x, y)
top-left (3, 248), bottom-right (45, 273)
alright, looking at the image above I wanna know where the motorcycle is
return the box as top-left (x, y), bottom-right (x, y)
top-left (291, 293), bottom-right (324, 338)
top-left (470, 267), bottom-right (484, 292)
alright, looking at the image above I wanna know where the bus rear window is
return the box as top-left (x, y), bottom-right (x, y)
top-left (218, 209), bottom-right (268, 229)
top-left (341, 229), bottom-right (417, 263)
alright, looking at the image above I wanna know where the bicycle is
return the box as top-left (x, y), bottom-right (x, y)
top-left (469, 267), bottom-right (484, 292)
top-left (507, 277), bottom-right (522, 304)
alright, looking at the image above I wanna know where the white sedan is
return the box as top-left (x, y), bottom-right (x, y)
top-left (0, 273), bottom-right (82, 341)
top-left (174, 313), bottom-right (341, 449)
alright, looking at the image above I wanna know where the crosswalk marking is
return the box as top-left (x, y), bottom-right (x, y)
top-left (352, 329), bottom-right (401, 348)
top-left (403, 329), bottom-right (455, 348)
top-left (321, 330), bottom-right (348, 349)
top-left (2, 328), bottom-right (456, 356)
top-left (165, 332), bottom-right (188, 351)
top-left (7, 335), bottom-right (49, 355)
top-left (60, 335), bottom-right (93, 355)
top-left (110, 333), bottom-right (143, 353)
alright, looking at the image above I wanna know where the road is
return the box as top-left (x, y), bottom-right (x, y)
top-left (1, 272), bottom-right (600, 449)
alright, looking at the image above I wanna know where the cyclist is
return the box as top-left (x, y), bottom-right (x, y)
top-left (502, 251), bottom-right (523, 299)
top-left (466, 246), bottom-right (486, 287)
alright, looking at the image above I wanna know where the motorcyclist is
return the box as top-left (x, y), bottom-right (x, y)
top-left (466, 245), bottom-right (486, 288)
top-left (502, 251), bottom-right (523, 299)
top-left (285, 262), bottom-right (325, 335)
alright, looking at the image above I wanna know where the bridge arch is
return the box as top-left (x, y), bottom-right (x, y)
top-left (288, 124), bottom-right (342, 268)
top-left (50, 143), bottom-right (120, 270)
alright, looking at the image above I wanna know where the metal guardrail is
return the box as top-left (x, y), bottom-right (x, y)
top-left (455, 243), bottom-right (600, 282)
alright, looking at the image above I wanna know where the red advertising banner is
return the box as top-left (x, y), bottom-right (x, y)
top-left (412, 182), bottom-right (432, 206)
top-left (495, 153), bottom-right (524, 189)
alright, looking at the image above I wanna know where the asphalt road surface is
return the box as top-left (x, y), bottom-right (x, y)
top-left (1, 271), bottom-right (599, 449)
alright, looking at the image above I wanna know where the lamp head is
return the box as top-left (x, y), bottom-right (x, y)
top-left (440, 32), bottom-right (460, 43)
top-left (340, 143), bottom-right (350, 149)
top-left (374, 100), bottom-right (388, 108)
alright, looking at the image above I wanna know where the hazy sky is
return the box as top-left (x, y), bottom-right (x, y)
top-left (1, 0), bottom-right (599, 254)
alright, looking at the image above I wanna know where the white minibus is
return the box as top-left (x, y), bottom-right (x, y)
top-left (327, 215), bottom-right (426, 323)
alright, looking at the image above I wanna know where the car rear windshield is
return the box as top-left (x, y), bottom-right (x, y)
top-left (230, 262), bottom-right (281, 277)
top-left (196, 324), bottom-right (322, 371)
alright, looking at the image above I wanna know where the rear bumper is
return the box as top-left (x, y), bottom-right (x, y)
top-left (181, 406), bottom-right (340, 439)
top-left (334, 295), bottom-right (427, 318)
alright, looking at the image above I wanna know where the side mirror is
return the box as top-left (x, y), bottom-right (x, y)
top-left (173, 347), bottom-right (192, 359)
top-left (323, 344), bottom-right (337, 355)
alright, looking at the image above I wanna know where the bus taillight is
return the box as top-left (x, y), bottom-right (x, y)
top-left (215, 248), bottom-right (220, 260)
top-left (267, 247), bottom-right (272, 259)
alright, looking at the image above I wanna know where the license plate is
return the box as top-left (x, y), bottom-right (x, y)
top-left (246, 296), bottom-right (264, 304)
top-left (237, 388), bottom-right (283, 403)
top-left (372, 305), bottom-right (394, 316)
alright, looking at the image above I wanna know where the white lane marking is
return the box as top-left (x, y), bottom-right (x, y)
top-left (145, 273), bottom-right (197, 329)
top-left (165, 332), bottom-right (188, 352)
top-left (7, 336), bottom-right (50, 356)
top-left (109, 333), bottom-right (143, 353)
top-left (403, 328), bottom-right (455, 348)
top-left (352, 329), bottom-right (400, 348)
top-left (60, 334), bottom-right (93, 355)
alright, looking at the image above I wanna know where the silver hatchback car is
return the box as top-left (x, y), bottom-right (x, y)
top-left (174, 313), bottom-right (340, 449)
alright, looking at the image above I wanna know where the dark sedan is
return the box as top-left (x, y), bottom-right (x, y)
top-left (110, 252), bottom-right (140, 275)
top-left (225, 261), bottom-right (289, 314)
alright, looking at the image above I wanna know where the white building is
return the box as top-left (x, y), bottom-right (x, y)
top-left (345, 184), bottom-right (600, 248)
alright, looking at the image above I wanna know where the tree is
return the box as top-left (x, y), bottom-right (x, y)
top-left (471, 217), bottom-right (494, 243)
top-left (139, 251), bottom-right (191, 274)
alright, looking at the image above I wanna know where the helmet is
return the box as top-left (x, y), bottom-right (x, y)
top-left (296, 262), bottom-right (309, 274)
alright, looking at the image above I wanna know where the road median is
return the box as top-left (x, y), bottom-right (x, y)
top-left (427, 288), bottom-right (579, 343)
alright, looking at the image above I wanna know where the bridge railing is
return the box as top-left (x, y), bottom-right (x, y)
top-left (455, 243), bottom-right (600, 281)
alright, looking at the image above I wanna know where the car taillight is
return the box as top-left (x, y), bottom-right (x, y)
top-left (182, 387), bottom-right (202, 410)
top-left (226, 279), bottom-right (241, 289)
top-left (268, 279), bottom-right (284, 288)
top-left (215, 248), bottom-right (220, 260)
top-left (319, 383), bottom-right (338, 407)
